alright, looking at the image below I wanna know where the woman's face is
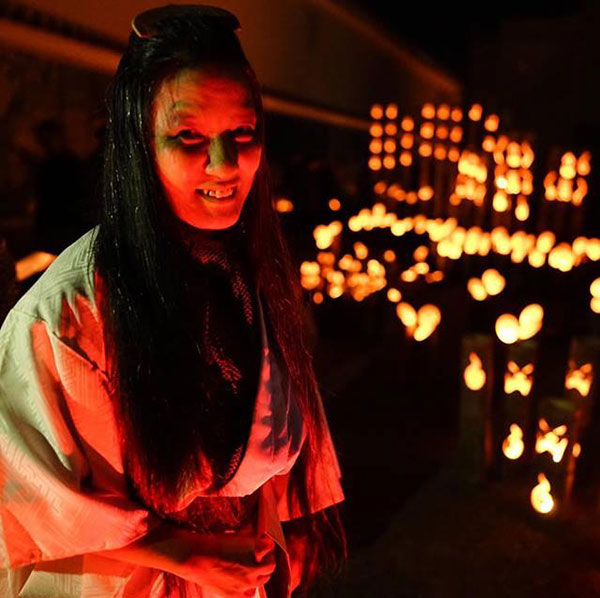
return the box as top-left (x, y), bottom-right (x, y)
top-left (151, 67), bottom-right (262, 230)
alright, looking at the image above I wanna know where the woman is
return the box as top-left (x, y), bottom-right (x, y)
top-left (0, 5), bottom-right (346, 598)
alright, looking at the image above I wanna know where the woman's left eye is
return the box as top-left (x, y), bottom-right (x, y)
top-left (233, 127), bottom-right (256, 142)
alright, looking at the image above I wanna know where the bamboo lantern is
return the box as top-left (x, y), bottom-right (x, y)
top-left (532, 397), bottom-right (580, 513)
top-left (564, 336), bottom-right (599, 428)
top-left (500, 340), bottom-right (538, 477)
top-left (458, 334), bottom-right (495, 484)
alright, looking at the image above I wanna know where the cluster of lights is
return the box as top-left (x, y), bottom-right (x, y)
top-left (504, 361), bottom-right (534, 396)
top-left (313, 221), bottom-right (343, 250)
top-left (467, 268), bottom-right (506, 301)
top-left (300, 247), bottom-right (387, 303)
top-left (368, 102), bottom-right (399, 171)
top-left (453, 150), bottom-right (487, 206)
top-left (490, 137), bottom-right (535, 219)
top-left (544, 152), bottom-right (591, 205)
top-left (565, 361), bottom-right (593, 397)
top-left (495, 304), bottom-right (544, 344)
top-left (395, 302), bottom-right (441, 341)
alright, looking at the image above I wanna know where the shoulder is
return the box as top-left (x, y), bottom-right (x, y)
top-left (4, 226), bottom-right (106, 369)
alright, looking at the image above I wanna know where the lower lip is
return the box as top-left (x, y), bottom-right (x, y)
top-left (196, 187), bottom-right (238, 203)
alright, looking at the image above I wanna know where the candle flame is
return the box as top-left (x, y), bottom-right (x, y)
top-left (464, 352), bottom-right (486, 391)
top-left (531, 473), bottom-right (555, 514)
top-left (502, 423), bottom-right (525, 460)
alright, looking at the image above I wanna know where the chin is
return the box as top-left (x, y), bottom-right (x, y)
top-left (185, 210), bottom-right (242, 230)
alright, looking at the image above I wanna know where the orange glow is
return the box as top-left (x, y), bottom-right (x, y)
top-left (275, 198), bottom-right (294, 213)
top-left (313, 291), bottom-right (323, 304)
top-left (493, 190), bottom-right (510, 212)
top-left (396, 302), bottom-right (417, 327)
top-left (420, 122), bottom-right (435, 139)
top-left (577, 151), bottom-right (591, 176)
top-left (536, 419), bottom-right (568, 463)
top-left (383, 139), bottom-right (397, 153)
top-left (515, 195), bottom-right (530, 221)
top-left (502, 424), bottom-right (525, 460)
top-left (353, 241), bottom-right (369, 259)
top-left (387, 287), bottom-right (402, 302)
top-left (437, 104), bottom-right (450, 120)
top-left (449, 126), bottom-right (463, 143)
top-left (418, 143), bottom-right (433, 157)
top-left (505, 361), bottom-right (534, 396)
top-left (481, 268), bottom-right (505, 296)
top-left (464, 352), bottom-right (486, 390)
top-left (383, 155), bottom-right (396, 169)
top-left (451, 107), bottom-right (463, 122)
top-left (448, 147), bottom-right (460, 162)
top-left (467, 277), bottom-right (487, 301)
top-left (368, 156), bottom-right (382, 171)
top-left (370, 104), bottom-right (384, 119)
top-left (400, 151), bottom-right (413, 167)
top-left (414, 304), bottom-right (441, 341)
top-left (401, 116), bottom-right (415, 131)
top-left (383, 249), bottom-right (396, 262)
top-left (313, 221), bottom-right (343, 249)
top-left (413, 245), bottom-right (429, 262)
top-left (300, 260), bottom-right (321, 290)
top-left (418, 186), bottom-right (434, 201)
top-left (436, 125), bottom-right (449, 139)
top-left (434, 145), bottom-right (447, 160)
top-left (421, 103), bottom-right (435, 119)
top-left (401, 269), bottom-right (418, 282)
top-left (573, 443), bottom-right (582, 458)
top-left (591, 277), bottom-right (600, 297)
top-left (369, 138), bottom-right (383, 153)
top-left (531, 473), bottom-right (555, 514)
top-left (384, 123), bottom-right (397, 136)
top-left (329, 198), bottom-right (341, 211)
top-left (370, 123), bottom-right (383, 137)
top-left (482, 135), bottom-right (496, 152)
top-left (484, 114), bottom-right (499, 132)
top-left (385, 103), bottom-right (398, 119)
top-left (565, 361), bottom-right (593, 397)
top-left (468, 104), bottom-right (483, 121)
top-left (495, 314), bottom-right (520, 344)
top-left (400, 133), bottom-right (414, 149)
top-left (548, 243), bottom-right (575, 272)
top-left (518, 304), bottom-right (544, 340)
top-left (373, 180), bottom-right (387, 195)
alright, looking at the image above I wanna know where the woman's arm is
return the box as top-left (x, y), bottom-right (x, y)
top-left (94, 521), bottom-right (194, 575)
top-left (97, 521), bottom-right (277, 594)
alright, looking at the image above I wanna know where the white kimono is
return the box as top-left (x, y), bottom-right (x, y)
top-left (0, 228), bottom-right (344, 597)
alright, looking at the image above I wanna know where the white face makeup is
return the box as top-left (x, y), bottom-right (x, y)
top-left (151, 67), bottom-right (262, 230)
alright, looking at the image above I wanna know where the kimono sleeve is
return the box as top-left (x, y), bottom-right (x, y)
top-left (270, 387), bottom-right (344, 522)
top-left (0, 308), bottom-right (160, 569)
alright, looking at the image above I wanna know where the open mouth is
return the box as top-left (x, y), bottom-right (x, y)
top-left (195, 185), bottom-right (238, 201)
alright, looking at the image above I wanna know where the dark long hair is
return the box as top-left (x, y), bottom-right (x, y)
top-left (93, 8), bottom-right (346, 596)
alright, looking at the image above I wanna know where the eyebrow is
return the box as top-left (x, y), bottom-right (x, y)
top-left (166, 101), bottom-right (257, 125)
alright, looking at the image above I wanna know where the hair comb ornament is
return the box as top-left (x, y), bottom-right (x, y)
top-left (131, 4), bottom-right (241, 39)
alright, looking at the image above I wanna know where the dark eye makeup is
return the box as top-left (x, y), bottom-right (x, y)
top-left (172, 126), bottom-right (256, 146)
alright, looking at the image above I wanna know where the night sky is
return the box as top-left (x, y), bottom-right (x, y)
top-left (349, 0), bottom-right (585, 79)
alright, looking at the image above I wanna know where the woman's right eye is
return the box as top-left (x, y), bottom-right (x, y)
top-left (176, 130), bottom-right (205, 145)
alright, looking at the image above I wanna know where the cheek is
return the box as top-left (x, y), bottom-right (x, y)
top-left (239, 146), bottom-right (262, 181)
top-left (155, 150), bottom-right (199, 191)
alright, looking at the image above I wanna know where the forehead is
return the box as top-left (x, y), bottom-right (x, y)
top-left (152, 68), bottom-right (256, 127)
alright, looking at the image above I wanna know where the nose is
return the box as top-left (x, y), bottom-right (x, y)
top-left (205, 134), bottom-right (238, 179)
